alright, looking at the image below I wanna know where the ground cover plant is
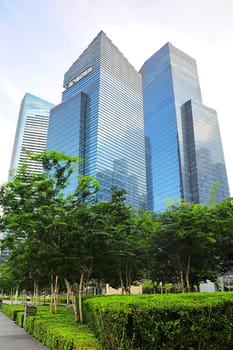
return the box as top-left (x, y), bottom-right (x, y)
top-left (83, 292), bottom-right (233, 349)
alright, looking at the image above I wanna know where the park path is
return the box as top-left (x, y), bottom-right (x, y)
top-left (0, 311), bottom-right (48, 350)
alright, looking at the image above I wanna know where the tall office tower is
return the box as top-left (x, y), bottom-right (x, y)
top-left (140, 43), bottom-right (229, 212)
top-left (47, 31), bottom-right (147, 209)
top-left (9, 93), bottom-right (54, 178)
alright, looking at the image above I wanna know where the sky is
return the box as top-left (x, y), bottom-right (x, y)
top-left (0, 0), bottom-right (233, 196)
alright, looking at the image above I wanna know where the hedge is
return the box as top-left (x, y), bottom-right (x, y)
top-left (83, 292), bottom-right (233, 349)
top-left (1, 304), bottom-right (102, 350)
top-left (2, 293), bottom-right (233, 349)
top-left (1, 303), bottom-right (24, 321)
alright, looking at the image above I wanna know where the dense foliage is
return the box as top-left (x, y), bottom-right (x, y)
top-left (0, 150), bottom-right (233, 322)
top-left (1, 304), bottom-right (101, 350)
top-left (83, 293), bottom-right (233, 349)
top-left (2, 293), bottom-right (233, 349)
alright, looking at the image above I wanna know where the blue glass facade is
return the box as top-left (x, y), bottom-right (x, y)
top-left (9, 93), bottom-right (54, 178)
top-left (182, 100), bottom-right (230, 204)
top-left (47, 32), bottom-right (147, 209)
top-left (140, 43), bottom-right (229, 211)
top-left (47, 92), bottom-right (87, 192)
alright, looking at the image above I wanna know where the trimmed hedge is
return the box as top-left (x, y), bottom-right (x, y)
top-left (1, 303), bottom-right (24, 321)
top-left (83, 292), bottom-right (233, 349)
top-left (2, 293), bottom-right (233, 349)
top-left (2, 304), bottom-right (102, 350)
top-left (16, 311), bottom-right (25, 327)
top-left (24, 306), bottom-right (102, 350)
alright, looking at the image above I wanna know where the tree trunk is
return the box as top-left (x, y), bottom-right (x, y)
top-left (32, 280), bottom-right (39, 305)
top-left (54, 275), bottom-right (59, 313)
top-left (125, 267), bottom-right (132, 294)
top-left (14, 287), bottom-right (19, 302)
top-left (22, 289), bottom-right (27, 305)
top-left (66, 290), bottom-right (69, 305)
top-left (64, 278), bottom-right (79, 322)
top-left (119, 273), bottom-right (125, 294)
top-left (180, 271), bottom-right (185, 293)
top-left (185, 255), bottom-right (191, 292)
top-left (50, 275), bottom-right (59, 313)
top-left (50, 276), bottom-right (53, 313)
top-left (79, 271), bottom-right (84, 323)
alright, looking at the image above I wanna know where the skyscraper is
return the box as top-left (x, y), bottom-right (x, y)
top-left (140, 43), bottom-right (229, 212)
top-left (47, 31), bottom-right (147, 209)
top-left (9, 93), bottom-right (54, 178)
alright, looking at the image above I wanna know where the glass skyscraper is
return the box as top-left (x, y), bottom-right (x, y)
top-left (9, 93), bottom-right (54, 178)
top-left (140, 43), bottom-right (229, 212)
top-left (47, 31), bottom-right (147, 209)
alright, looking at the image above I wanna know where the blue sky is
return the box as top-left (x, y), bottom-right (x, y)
top-left (1, 0), bottom-right (233, 195)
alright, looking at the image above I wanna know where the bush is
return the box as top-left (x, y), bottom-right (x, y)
top-left (23, 305), bottom-right (102, 350)
top-left (2, 293), bottom-right (233, 349)
top-left (2, 303), bottom-right (24, 321)
top-left (16, 311), bottom-right (25, 327)
top-left (2, 304), bottom-right (101, 349)
top-left (83, 292), bottom-right (233, 349)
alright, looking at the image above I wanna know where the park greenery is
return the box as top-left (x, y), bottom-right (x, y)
top-left (0, 150), bottom-right (233, 324)
top-left (1, 293), bottom-right (233, 349)
top-left (82, 293), bottom-right (233, 349)
top-left (1, 303), bottom-right (102, 349)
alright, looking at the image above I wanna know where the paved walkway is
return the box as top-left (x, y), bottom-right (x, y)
top-left (0, 311), bottom-right (48, 350)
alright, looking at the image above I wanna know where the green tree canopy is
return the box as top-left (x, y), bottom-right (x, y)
top-left (149, 202), bottom-right (218, 292)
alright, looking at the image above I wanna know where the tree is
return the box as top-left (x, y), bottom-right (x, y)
top-left (0, 149), bottom-right (111, 322)
top-left (0, 260), bottom-right (16, 295)
top-left (95, 186), bottom-right (153, 294)
top-left (212, 198), bottom-right (233, 273)
top-left (149, 202), bottom-right (218, 292)
top-left (61, 177), bottom-right (101, 322)
top-left (0, 150), bottom-right (79, 311)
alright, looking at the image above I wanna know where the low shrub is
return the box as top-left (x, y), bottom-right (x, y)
top-left (83, 292), bottom-right (233, 349)
top-left (1, 303), bottom-right (24, 321)
top-left (3, 293), bottom-right (233, 349)
top-left (24, 306), bottom-right (102, 350)
top-left (16, 311), bottom-right (25, 327)
top-left (2, 304), bottom-right (102, 350)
